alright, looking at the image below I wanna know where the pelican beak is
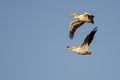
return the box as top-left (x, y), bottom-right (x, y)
top-left (68, 14), bottom-right (74, 17)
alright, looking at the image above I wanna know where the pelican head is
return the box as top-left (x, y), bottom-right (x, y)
top-left (66, 46), bottom-right (77, 50)
top-left (69, 13), bottom-right (78, 17)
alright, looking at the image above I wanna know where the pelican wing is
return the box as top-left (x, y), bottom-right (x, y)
top-left (69, 20), bottom-right (84, 39)
top-left (80, 27), bottom-right (97, 50)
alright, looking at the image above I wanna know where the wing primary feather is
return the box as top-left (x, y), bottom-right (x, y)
top-left (81, 27), bottom-right (97, 47)
top-left (69, 20), bottom-right (84, 39)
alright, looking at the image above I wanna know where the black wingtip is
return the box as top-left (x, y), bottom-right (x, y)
top-left (93, 27), bottom-right (98, 31)
top-left (69, 34), bottom-right (74, 40)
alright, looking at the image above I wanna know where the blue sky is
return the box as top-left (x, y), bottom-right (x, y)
top-left (0, 0), bottom-right (120, 80)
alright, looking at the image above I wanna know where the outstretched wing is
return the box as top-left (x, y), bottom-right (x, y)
top-left (69, 20), bottom-right (84, 39)
top-left (80, 27), bottom-right (97, 50)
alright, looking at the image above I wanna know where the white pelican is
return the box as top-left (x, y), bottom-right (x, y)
top-left (66, 27), bottom-right (97, 55)
top-left (69, 12), bottom-right (94, 39)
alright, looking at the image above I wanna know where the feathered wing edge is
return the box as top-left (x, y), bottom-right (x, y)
top-left (69, 20), bottom-right (84, 39)
top-left (80, 27), bottom-right (97, 48)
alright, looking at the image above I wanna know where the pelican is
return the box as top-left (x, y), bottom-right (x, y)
top-left (69, 12), bottom-right (94, 39)
top-left (66, 27), bottom-right (97, 55)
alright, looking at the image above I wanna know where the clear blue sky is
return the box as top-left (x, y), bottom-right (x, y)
top-left (0, 0), bottom-right (120, 80)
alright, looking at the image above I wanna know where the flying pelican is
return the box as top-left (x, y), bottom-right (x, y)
top-left (69, 12), bottom-right (94, 39)
top-left (66, 27), bottom-right (97, 55)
